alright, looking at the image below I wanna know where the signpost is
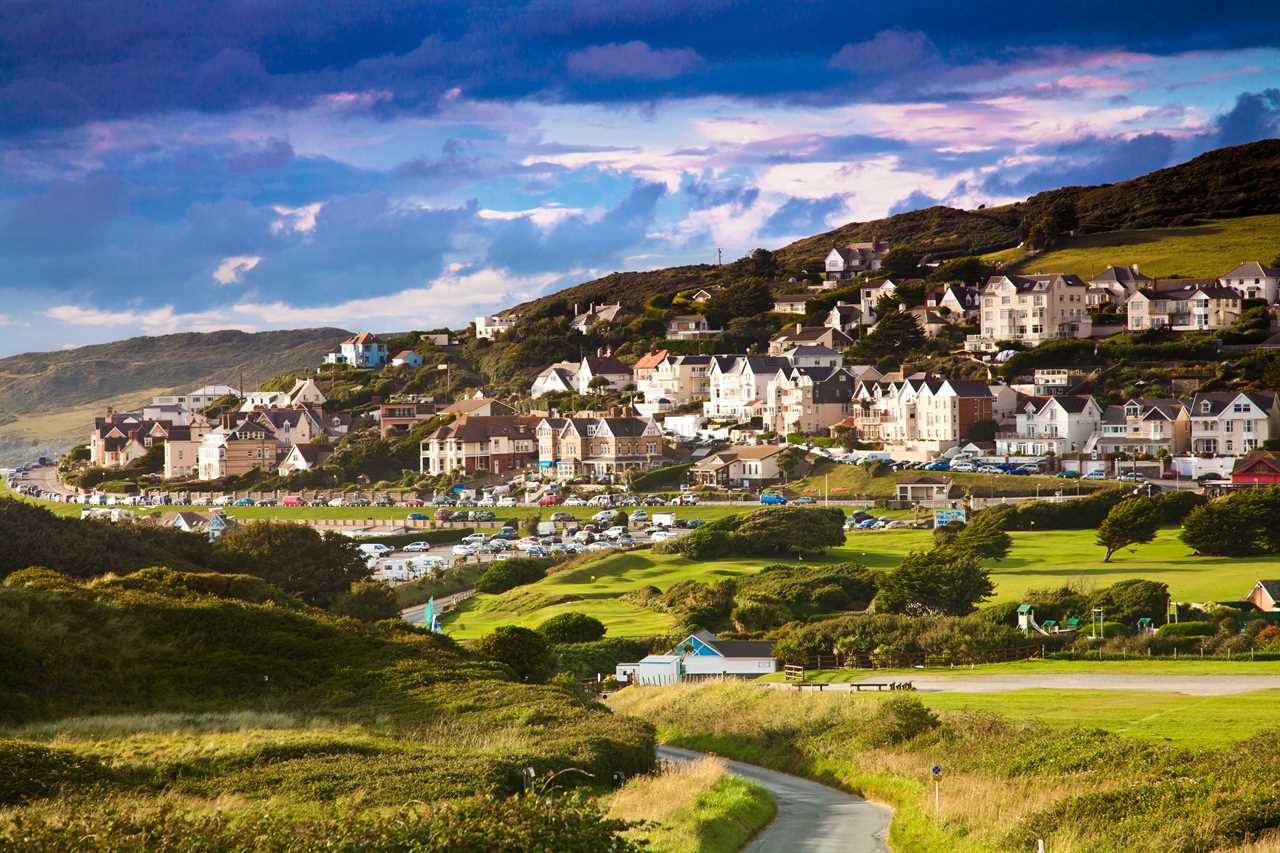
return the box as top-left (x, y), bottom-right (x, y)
top-left (931, 764), bottom-right (943, 815)
top-left (933, 508), bottom-right (967, 528)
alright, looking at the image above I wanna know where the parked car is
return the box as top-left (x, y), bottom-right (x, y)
top-left (281, 495), bottom-right (305, 507)
top-left (976, 465), bottom-right (1002, 474)
top-left (791, 496), bottom-right (816, 505)
top-left (950, 462), bottom-right (977, 473)
top-left (233, 497), bottom-right (255, 506)
top-left (674, 494), bottom-right (699, 505)
top-left (433, 508), bottom-right (452, 521)
top-left (1082, 469), bottom-right (1109, 480)
top-left (327, 497), bottom-right (347, 507)
top-left (924, 461), bottom-right (950, 471)
top-left (538, 494), bottom-right (561, 507)
top-left (856, 518), bottom-right (880, 529)
top-left (551, 511), bottom-right (575, 522)
top-left (406, 512), bottom-right (429, 522)
top-left (759, 492), bottom-right (787, 505)
top-left (563, 496), bottom-right (587, 506)
top-left (492, 528), bottom-right (518, 540)
top-left (496, 496), bottom-right (517, 507)
top-left (472, 510), bottom-right (496, 521)
top-left (629, 510), bottom-right (649, 523)
top-left (403, 541), bottom-right (431, 552)
top-left (603, 525), bottom-right (627, 540)
top-left (1117, 471), bottom-right (1146, 482)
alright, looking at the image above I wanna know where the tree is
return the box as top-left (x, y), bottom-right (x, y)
top-left (748, 248), bottom-right (778, 277)
top-left (855, 310), bottom-right (924, 362)
top-left (777, 447), bottom-right (804, 481)
top-left (1087, 579), bottom-right (1169, 626)
top-left (1096, 496), bottom-right (1160, 562)
top-left (928, 256), bottom-right (991, 285)
top-left (539, 612), bottom-right (607, 644)
top-left (880, 247), bottom-right (922, 278)
top-left (705, 280), bottom-right (772, 328)
top-left (475, 625), bottom-right (557, 683)
top-left (331, 580), bottom-right (400, 622)
top-left (1026, 199), bottom-right (1079, 249)
top-left (588, 375), bottom-right (611, 395)
top-left (475, 557), bottom-right (549, 594)
top-left (954, 511), bottom-right (1012, 560)
top-left (877, 548), bottom-right (994, 616)
top-left (213, 522), bottom-right (370, 607)
top-left (965, 419), bottom-right (999, 443)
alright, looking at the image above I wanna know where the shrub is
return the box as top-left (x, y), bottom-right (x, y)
top-left (859, 696), bottom-right (941, 748)
top-left (953, 511), bottom-right (1011, 560)
top-left (553, 638), bottom-right (654, 680)
top-left (666, 507), bottom-right (845, 560)
top-left (475, 558), bottom-right (552, 594)
top-left (331, 580), bottom-right (401, 622)
top-left (474, 626), bottom-right (557, 683)
top-left (1087, 579), bottom-right (1169, 626)
top-left (1156, 621), bottom-right (1215, 639)
top-left (876, 548), bottom-right (994, 616)
top-left (214, 522), bottom-right (370, 607)
top-left (629, 464), bottom-right (691, 492)
top-left (0, 739), bottom-right (114, 805)
top-left (539, 612), bottom-right (607, 644)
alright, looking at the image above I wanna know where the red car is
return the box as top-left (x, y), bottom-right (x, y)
top-left (538, 494), bottom-right (561, 506)
top-left (433, 508), bottom-right (452, 522)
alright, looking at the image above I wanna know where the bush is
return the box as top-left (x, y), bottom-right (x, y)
top-left (474, 626), bottom-right (557, 683)
top-left (553, 638), bottom-right (654, 680)
top-left (475, 558), bottom-right (552, 594)
top-left (628, 464), bottom-right (691, 492)
top-left (859, 696), bottom-right (941, 748)
top-left (665, 507), bottom-right (846, 560)
top-left (331, 580), bottom-right (401, 622)
top-left (876, 548), bottom-right (994, 616)
top-left (1156, 621), bottom-right (1216, 639)
top-left (953, 511), bottom-right (1011, 559)
top-left (539, 612), bottom-right (607, 644)
top-left (214, 522), bottom-right (371, 607)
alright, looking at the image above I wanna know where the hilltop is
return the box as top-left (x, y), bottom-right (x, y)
top-left (513, 139), bottom-right (1280, 316)
top-left (0, 327), bottom-right (349, 465)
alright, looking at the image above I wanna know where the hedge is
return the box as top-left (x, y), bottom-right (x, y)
top-left (629, 464), bottom-right (692, 493)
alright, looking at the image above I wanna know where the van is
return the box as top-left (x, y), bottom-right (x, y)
top-left (358, 543), bottom-right (393, 558)
top-left (281, 495), bottom-right (305, 507)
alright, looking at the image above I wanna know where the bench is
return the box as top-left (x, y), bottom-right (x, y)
top-left (851, 681), bottom-right (914, 692)
top-left (791, 682), bottom-right (827, 691)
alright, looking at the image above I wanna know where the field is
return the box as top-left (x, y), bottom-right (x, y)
top-left (789, 460), bottom-right (1108, 500)
top-left (983, 213), bottom-right (1280, 279)
top-left (443, 526), bottom-right (1280, 638)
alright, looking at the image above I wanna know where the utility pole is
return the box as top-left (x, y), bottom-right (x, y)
top-left (717, 248), bottom-right (722, 266)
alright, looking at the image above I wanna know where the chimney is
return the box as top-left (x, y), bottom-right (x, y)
top-left (1131, 264), bottom-right (1140, 274)
top-left (220, 412), bottom-right (237, 430)
top-left (795, 323), bottom-right (802, 334)
top-left (574, 303), bottom-right (579, 315)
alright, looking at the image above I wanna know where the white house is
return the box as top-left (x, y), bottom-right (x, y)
top-left (530, 362), bottom-right (580, 398)
top-left (1220, 262), bottom-right (1280, 304)
top-left (824, 240), bottom-right (887, 281)
top-left (616, 631), bottom-right (776, 684)
top-left (474, 314), bottom-right (517, 340)
top-left (323, 332), bottom-right (388, 368)
top-left (969, 274), bottom-right (1092, 352)
top-left (1126, 282), bottom-right (1241, 331)
top-left (772, 294), bottom-right (814, 314)
top-left (1188, 391), bottom-right (1280, 456)
top-left (995, 395), bottom-right (1103, 456)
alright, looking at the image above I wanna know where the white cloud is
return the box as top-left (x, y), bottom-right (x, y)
top-left (271, 202), bottom-right (324, 234)
top-left (44, 304), bottom-right (257, 334)
top-left (478, 205), bottom-right (591, 227)
top-left (0, 314), bottom-right (15, 326)
top-left (212, 255), bottom-right (262, 285)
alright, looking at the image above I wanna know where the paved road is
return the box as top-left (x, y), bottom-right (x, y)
top-left (656, 745), bottom-right (891, 853)
top-left (765, 674), bottom-right (1280, 696)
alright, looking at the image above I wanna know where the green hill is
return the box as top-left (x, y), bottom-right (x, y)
top-left (0, 327), bottom-right (349, 465)
top-left (0, 567), bottom-right (654, 845)
top-left (984, 214), bottom-right (1280, 279)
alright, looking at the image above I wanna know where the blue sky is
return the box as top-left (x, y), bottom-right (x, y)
top-left (1, 1), bottom-right (1278, 355)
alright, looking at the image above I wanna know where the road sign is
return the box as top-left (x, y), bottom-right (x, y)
top-left (931, 764), bottom-right (942, 814)
top-left (933, 509), bottom-right (966, 527)
top-left (931, 764), bottom-right (943, 780)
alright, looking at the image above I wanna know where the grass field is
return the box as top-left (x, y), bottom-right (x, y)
top-left (761, 659), bottom-right (1280, 681)
top-left (790, 461), bottom-right (1108, 500)
top-left (983, 214), bottom-right (1280, 279)
top-left (443, 526), bottom-right (1280, 638)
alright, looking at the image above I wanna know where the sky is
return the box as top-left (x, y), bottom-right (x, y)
top-left (1, 1), bottom-right (1279, 356)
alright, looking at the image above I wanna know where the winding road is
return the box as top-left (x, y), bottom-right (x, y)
top-left (656, 745), bottom-right (891, 853)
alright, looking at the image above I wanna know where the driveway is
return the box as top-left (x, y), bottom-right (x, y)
top-left (656, 745), bottom-right (891, 853)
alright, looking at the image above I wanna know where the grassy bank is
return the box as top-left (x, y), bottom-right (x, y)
top-left (609, 755), bottom-right (775, 852)
top-left (983, 213), bottom-right (1280, 279)
top-left (790, 461), bottom-right (1110, 500)
top-left (612, 681), bottom-right (1280, 851)
top-left (442, 526), bottom-right (1280, 639)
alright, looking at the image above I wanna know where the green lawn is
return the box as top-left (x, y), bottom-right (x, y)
top-left (789, 461), bottom-right (1109, 500)
top-left (983, 214), bottom-right (1280, 279)
top-left (762, 659), bottom-right (1280, 682)
top-left (443, 526), bottom-right (1280, 639)
top-left (923, 689), bottom-right (1280, 749)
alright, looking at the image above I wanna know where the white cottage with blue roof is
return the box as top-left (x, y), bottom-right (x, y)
top-left (615, 630), bottom-right (776, 685)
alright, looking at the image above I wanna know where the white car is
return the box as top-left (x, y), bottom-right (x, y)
top-left (496, 496), bottom-right (517, 507)
top-left (588, 495), bottom-right (614, 507)
top-left (212, 495), bottom-right (234, 506)
top-left (949, 462), bottom-right (977, 473)
top-left (327, 497), bottom-right (347, 507)
top-left (563, 496), bottom-right (587, 506)
top-left (461, 533), bottom-right (487, 545)
top-left (403, 541), bottom-right (431, 552)
top-left (602, 525), bottom-right (627, 540)
top-left (451, 544), bottom-right (478, 557)
top-left (475, 496), bottom-right (496, 507)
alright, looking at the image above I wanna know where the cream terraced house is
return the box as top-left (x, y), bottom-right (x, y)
top-left (1220, 261), bottom-right (1279, 304)
top-left (1127, 281), bottom-right (1241, 331)
top-left (968, 274), bottom-right (1092, 352)
top-left (635, 354), bottom-right (713, 416)
top-left (1188, 391), bottom-right (1280, 456)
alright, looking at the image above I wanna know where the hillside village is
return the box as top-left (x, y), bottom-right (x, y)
top-left (62, 245), bottom-right (1280, 501)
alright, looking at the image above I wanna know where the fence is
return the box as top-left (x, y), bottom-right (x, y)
top-left (788, 644), bottom-right (1044, 672)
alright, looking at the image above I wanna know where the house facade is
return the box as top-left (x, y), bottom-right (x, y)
top-left (761, 366), bottom-right (855, 434)
top-left (704, 355), bottom-right (790, 419)
top-left (1188, 392), bottom-right (1280, 456)
top-left (419, 416), bottom-right (538, 476)
top-left (768, 324), bottom-right (854, 355)
top-left (1220, 262), bottom-right (1280, 303)
top-left (196, 418), bottom-right (278, 481)
top-left (1090, 398), bottom-right (1190, 457)
top-left (969, 274), bottom-right (1091, 352)
top-left (1127, 282), bottom-right (1241, 331)
top-left (547, 416), bottom-right (663, 479)
top-left (473, 314), bottom-right (518, 340)
top-left (636, 354), bottom-right (712, 416)
top-left (692, 445), bottom-right (785, 488)
top-left (824, 240), bottom-right (887, 280)
top-left (1231, 451), bottom-right (1280, 486)
top-left (324, 332), bottom-right (388, 368)
top-left (995, 395), bottom-right (1103, 456)
top-left (379, 399), bottom-right (437, 437)
top-left (667, 315), bottom-right (721, 339)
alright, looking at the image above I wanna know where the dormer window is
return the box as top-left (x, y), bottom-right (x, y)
top-left (1200, 401), bottom-right (1211, 413)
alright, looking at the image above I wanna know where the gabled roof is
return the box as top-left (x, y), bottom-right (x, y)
top-left (582, 355), bottom-right (631, 375)
top-left (633, 349), bottom-right (669, 371)
top-left (289, 443), bottom-right (333, 465)
top-left (1046, 395), bottom-right (1096, 414)
top-left (444, 397), bottom-right (515, 416)
top-left (343, 332), bottom-right (383, 345)
top-left (1090, 265), bottom-right (1152, 286)
top-left (1253, 580), bottom-right (1280, 602)
top-left (1189, 391), bottom-right (1276, 416)
top-left (1233, 450), bottom-right (1280, 476)
top-left (600, 417), bottom-right (654, 437)
top-left (985, 273), bottom-right (1086, 293)
top-left (1223, 261), bottom-right (1280, 279)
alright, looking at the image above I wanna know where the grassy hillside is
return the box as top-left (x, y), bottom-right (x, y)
top-left (444, 527), bottom-right (1280, 639)
top-left (0, 327), bottom-right (349, 464)
top-left (0, 568), bottom-right (654, 839)
top-left (985, 214), bottom-right (1280, 278)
